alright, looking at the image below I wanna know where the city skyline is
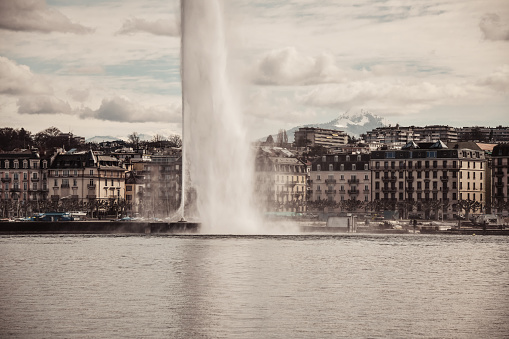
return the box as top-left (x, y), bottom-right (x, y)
top-left (1, 0), bottom-right (508, 140)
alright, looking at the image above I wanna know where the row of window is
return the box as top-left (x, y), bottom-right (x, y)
top-left (3, 183), bottom-right (48, 191)
top-left (2, 160), bottom-right (46, 169)
top-left (317, 164), bottom-right (369, 171)
top-left (322, 155), bottom-right (363, 162)
top-left (315, 174), bottom-right (370, 181)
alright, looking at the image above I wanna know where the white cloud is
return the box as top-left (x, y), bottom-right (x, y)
top-left (0, 56), bottom-right (52, 95)
top-left (79, 96), bottom-right (181, 123)
top-left (251, 47), bottom-right (349, 85)
top-left (479, 13), bottom-right (509, 41)
top-left (299, 80), bottom-right (471, 115)
top-left (0, 0), bottom-right (93, 34)
top-left (117, 17), bottom-right (180, 36)
top-left (477, 65), bottom-right (509, 93)
top-left (17, 96), bottom-right (72, 115)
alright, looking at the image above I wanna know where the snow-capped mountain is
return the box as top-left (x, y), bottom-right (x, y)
top-left (86, 133), bottom-right (153, 143)
top-left (282, 111), bottom-right (385, 143)
top-left (86, 136), bottom-right (123, 143)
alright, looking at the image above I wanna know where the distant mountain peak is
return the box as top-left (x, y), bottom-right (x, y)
top-left (283, 110), bottom-right (385, 142)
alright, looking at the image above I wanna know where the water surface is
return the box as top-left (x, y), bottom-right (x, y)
top-left (1, 234), bottom-right (508, 338)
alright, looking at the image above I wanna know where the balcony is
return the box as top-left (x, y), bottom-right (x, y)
top-left (363, 188), bottom-right (370, 193)
top-left (495, 181), bottom-right (504, 187)
top-left (31, 177), bottom-right (39, 182)
top-left (495, 171), bottom-right (505, 177)
top-left (87, 185), bottom-right (96, 189)
top-left (1, 177), bottom-right (12, 183)
top-left (382, 176), bottom-right (397, 183)
top-left (440, 176), bottom-right (448, 181)
top-left (406, 176), bottom-right (414, 181)
top-left (61, 184), bottom-right (70, 188)
top-left (325, 179), bottom-right (337, 184)
top-left (325, 189), bottom-right (336, 194)
top-left (382, 187), bottom-right (397, 192)
top-left (347, 179), bottom-right (359, 185)
top-left (86, 195), bottom-right (96, 199)
top-left (407, 187), bottom-right (414, 192)
top-left (348, 189), bottom-right (359, 195)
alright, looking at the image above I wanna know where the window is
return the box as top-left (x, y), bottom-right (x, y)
top-left (54, 179), bottom-right (58, 187)
top-left (426, 151), bottom-right (437, 158)
top-left (329, 164), bottom-right (333, 171)
top-left (334, 155), bottom-right (338, 162)
top-left (364, 164), bottom-right (368, 170)
top-left (352, 164), bottom-right (356, 170)
top-left (14, 173), bottom-right (19, 180)
top-left (340, 164), bottom-right (344, 171)
top-left (340, 174), bottom-right (344, 180)
top-left (126, 186), bottom-right (133, 191)
top-left (73, 179), bottom-right (78, 187)
top-left (4, 160), bottom-right (9, 169)
top-left (33, 183), bottom-right (38, 190)
top-left (386, 152), bottom-right (395, 159)
top-left (89, 179), bottom-right (94, 186)
top-left (425, 161), bottom-right (430, 169)
top-left (364, 174), bottom-right (369, 180)
top-left (317, 165), bottom-right (321, 171)
top-left (346, 155), bottom-right (350, 161)
top-left (32, 173), bottom-right (38, 179)
top-left (23, 161), bottom-right (28, 169)
top-left (90, 170), bottom-right (94, 175)
top-left (14, 161), bottom-right (19, 169)
top-left (375, 162), bottom-right (380, 169)
top-left (23, 182), bottom-right (27, 190)
top-left (322, 156), bottom-right (326, 162)
top-left (23, 172), bottom-right (27, 180)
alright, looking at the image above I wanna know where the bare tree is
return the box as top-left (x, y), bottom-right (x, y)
top-left (128, 132), bottom-right (141, 150)
top-left (168, 134), bottom-right (182, 148)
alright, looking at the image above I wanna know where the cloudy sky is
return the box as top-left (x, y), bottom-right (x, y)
top-left (1, 0), bottom-right (508, 141)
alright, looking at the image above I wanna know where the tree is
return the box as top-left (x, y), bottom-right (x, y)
top-left (276, 129), bottom-right (288, 146)
top-left (457, 199), bottom-right (482, 221)
top-left (339, 198), bottom-right (364, 212)
top-left (128, 132), bottom-right (141, 150)
top-left (168, 134), bottom-right (182, 148)
top-left (265, 135), bottom-right (274, 145)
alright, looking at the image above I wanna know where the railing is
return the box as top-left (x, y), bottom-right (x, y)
top-left (348, 189), bottom-right (359, 194)
top-left (382, 187), bottom-right (397, 192)
top-left (382, 176), bottom-right (397, 182)
top-left (347, 179), bottom-right (359, 184)
top-left (406, 176), bottom-right (414, 181)
top-left (1, 178), bottom-right (12, 183)
top-left (325, 179), bottom-right (336, 184)
top-left (440, 176), bottom-right (448, 181)
top-left (325, 189), bottom-right (336, 194)
top-left (61, 184), bottom-right (70, 188)
top-left (495, 181), bottom-right (504, 187)
top-left (87, 184), bottom-right (96, 189)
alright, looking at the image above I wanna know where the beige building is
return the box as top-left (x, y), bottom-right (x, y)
top-left (48, 150), bottom-right (125, 204)
top-left (309, 153), bottom-right (371, 209)
top-left (255, 148), bottom-right (307, 213)
top-left (370, 141), bottom-right (486, 219)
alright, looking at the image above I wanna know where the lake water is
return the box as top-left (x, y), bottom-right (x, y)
top-left (1, 234), bottom-right (508, 338)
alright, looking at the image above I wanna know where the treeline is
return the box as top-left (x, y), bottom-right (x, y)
top-left (0, 126), bottom-right (85, 154)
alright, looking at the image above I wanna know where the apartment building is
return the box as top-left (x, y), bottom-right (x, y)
top-left (370, 141), bottom-right (486, 219)
top-left (255, 148), bottom-right (307, 212)
top-left (362, 125), bottom-right (458, 144)
top-left (294, 127), bottom-right (348, 148)
top-left (492, 144), bottom-right (509, 215)
top-left (0, 150), bottom-right (49, 217)
top-left (309, 153), bottom-right (371, 207)
top-left (48, 150), bottom-right (125, 204)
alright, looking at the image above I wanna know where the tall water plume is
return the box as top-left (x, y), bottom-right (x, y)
top-left (180, 0), bottom-right (261, 233)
